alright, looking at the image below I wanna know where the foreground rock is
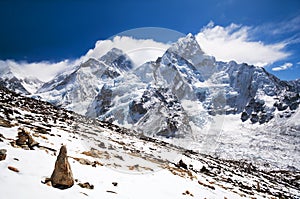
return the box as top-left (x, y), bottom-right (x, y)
top-left (50, 145), bottom-right (74, 189)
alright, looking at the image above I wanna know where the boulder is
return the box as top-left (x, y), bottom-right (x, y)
top-left (16, 127), bottom-right (39, 149)
top-left (50, 145), bottom-right (74, 189)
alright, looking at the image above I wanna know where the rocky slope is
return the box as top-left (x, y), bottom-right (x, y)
top-left (0, 85), bottom-right (299, 198)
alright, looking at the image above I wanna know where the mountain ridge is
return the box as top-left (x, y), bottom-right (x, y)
top-left (0, 34), bottom-right (299, 171)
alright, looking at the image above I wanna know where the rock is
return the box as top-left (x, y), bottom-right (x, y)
top-left (250, 113), bottom-right (259, 123)
top-left (8, 165), bottom-right (19, 172)
top-left (72, 157), bottom-right (93, 166)
top-left (0, 149), bottom-right (7, 161)
top-left (0, 133), bottom-right (6, 139)
top-left (106, 190), bottom-right (117, 194)
top-left (277, 103), bottom-right (288, 111)
top-left (28, 134), bottom-right (39, 148)
top-left (41, 178), bottom-right (52, 186)
top-left (46, 181), bottom-right (52, 186)
top-left (16, 127), bottom-right (39, 149)
top-left (16, 129), bottom-right (28, 146)
top-left (50, 145), bottom-right (74, 189)
top-left (0, 118), bottom-right (13, 127)
top-left (177, 159), bottom-right (188, 170)
top-left (78, 182), bottom-right (94, 189)
top-left (112, 182), bottom-right (118, 186)
top-left (200, 166), bottom-right (209, 173)
top-left (241, 111), bottom-right (249, 122)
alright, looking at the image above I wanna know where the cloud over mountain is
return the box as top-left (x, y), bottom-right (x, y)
top-left (195, 22), bottom-right (290, 67)
top-left (272, 62), bottom-right (293, 71)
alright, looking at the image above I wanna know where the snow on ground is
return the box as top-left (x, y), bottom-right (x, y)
top-left (0, 87), bottom-right (299, 198)
top-left (190, 112), bottom-right (300, 171)
top-left (226, 113), bottom-right (299, 170)
top-left (0, 125), bottom-right (250, 199)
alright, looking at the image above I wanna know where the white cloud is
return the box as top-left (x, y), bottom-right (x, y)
top-left (195, 22), bottom-right (291, 67)
top-left (261, 15), bottom-right (300, 36)
top-left (83, 36), bottom-right (170, 66)
top-left (0, 23), bottom-right (295, 82)
top-left (0, 59), bottom-right (76, 82)
top-left (272, 62), bottom-right (293, 71)
top-left (0, 36), bottom-right (170, 82)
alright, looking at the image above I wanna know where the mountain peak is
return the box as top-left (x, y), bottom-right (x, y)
top-left (169, 33), bottom-right (204, 55)
top-left (0, 64), bottom-right (43, 94)
top-left (80, 58), bottom-right (101, 68)
top-left (164, 33), bottom-right (215, 70)
top-left (100, 47), bottom-right (134, 71)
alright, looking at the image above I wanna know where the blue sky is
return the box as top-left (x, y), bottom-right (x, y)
top-left (0, 0), bottom-right (300, 80)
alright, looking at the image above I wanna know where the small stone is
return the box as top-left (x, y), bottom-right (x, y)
top-left (78, 182), bottom-right (94, 189)
top-left (42, 178), bottom-right (52, 186)
top-left (0, 149), bottom-right (7, 161)
top-left (8, 166), bottom-right (19, 172)
top-left (177, 159), bottom-right (188, 170)
top-left (112, 182), bottom-right (118, 186)
top-left (106, 190), bottom-right (117, 194)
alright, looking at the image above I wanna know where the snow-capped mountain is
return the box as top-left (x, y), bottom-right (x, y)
top-left (1, 33), bottom-right (299, 172)
top-left (0, 65), bottom-right (43, 94)
top-left (36, 48), bottom-right (134, 115)
top-left (82, 34), bottom-right (299, 139)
